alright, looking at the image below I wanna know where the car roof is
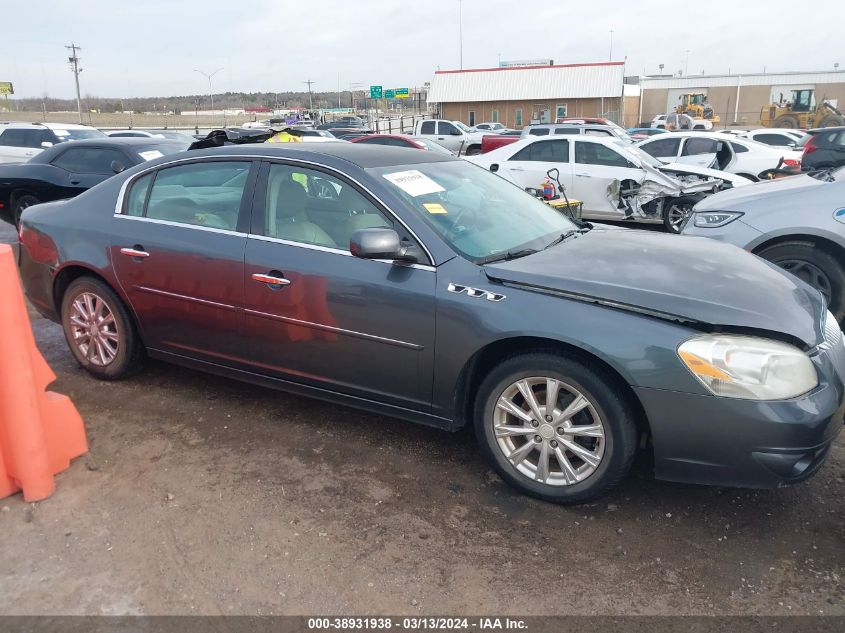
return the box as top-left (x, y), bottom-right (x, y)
top-left (0, 121), bottom-right (97, 130)
top-left (53, 137), bottom-right (187, 148)
top-left (171, 143), bottom-right (456, 168)
top-left (808, 125), bottom-right (845, 133)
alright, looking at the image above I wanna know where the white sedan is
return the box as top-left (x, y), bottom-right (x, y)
top-left (466, 135), bottom-right (751, 232)
top-left (735, 128), bottom-right (808, 148)
top-left (636, 132), bottom-right (803, 180)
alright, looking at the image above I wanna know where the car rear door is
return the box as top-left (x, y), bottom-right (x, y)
top-left (241, 160), bottom-right (436, 410)
top-left (497, 139), bottom-right (573, 193)
top-left (572, 140), bottom-right (645, 218)
top-left (110, 159), bottom-right (257, 365)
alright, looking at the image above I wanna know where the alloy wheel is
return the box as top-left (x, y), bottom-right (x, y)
top-left (666, 202), bottom-right (693, 232)
top-left (68, 292), bottom-right (120, 366)
top-left (493, 377), bottom-right (606, 486)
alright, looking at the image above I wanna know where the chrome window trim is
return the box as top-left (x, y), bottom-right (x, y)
top-left (113, 214), bottom-right (246, 237)
top-left (112, 153), bottom-right (436, 265)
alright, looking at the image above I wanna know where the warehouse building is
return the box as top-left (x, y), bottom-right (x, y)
top-left (427, 62), bottom-right (639, 129)
top-left (638, 70), bottom-right (845, 127)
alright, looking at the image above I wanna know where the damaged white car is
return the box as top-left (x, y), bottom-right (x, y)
top-left (467, 135), bottom-right (751, 232)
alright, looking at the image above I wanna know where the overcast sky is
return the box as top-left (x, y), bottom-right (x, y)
top-left (1, 0), bottom-right (840, 99)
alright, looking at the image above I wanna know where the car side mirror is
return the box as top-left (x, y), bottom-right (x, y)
top-left (490, 164), bottom-right (499, 172)
top-left (350, 228), bottom-right (419, 262)
top-left (110, 160), bottom-right (126, 174)
top-left (41, 141), bottom-right (53, 148)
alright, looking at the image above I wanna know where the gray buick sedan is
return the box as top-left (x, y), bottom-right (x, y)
top-left (17, 144), bottom-right (845, 503)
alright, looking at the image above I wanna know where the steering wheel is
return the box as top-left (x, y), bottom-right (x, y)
top-left (312, 178), bottom-right (339, 200)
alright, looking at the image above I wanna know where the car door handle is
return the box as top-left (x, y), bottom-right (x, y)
top-left (575, 173), bottom-right (591, 177)
top-left (509, 167), bottom-right (525, 171)
top-left (120, 247), bottom-right (149, 258)
top-left (252, 272), bottom-right (291, 286)
top-left (70, 180), bottom-right (81, 185)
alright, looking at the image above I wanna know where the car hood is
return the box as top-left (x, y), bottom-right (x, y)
top-left (483, 226), bottom-right (824, 347)
top-left (694, 173), bottom-right (826, 211)
top-left (658, 162), bottom-right (752, 186)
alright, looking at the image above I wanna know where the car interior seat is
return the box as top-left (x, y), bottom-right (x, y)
top-left (269, 177), bottom-right (337, 248)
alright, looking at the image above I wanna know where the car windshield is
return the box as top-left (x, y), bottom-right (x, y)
top-left (453, 121), bottom-right (472, 133)
top-left (54, 128), bottom-right (106, 141)
top-left (611, 140), bottom-right (660, 168)
top-left (369, 160), bottom-right (578, 263)
top-left (415, 139), bottom-right (453, 154)
top-left (132, 143), bottom-right (191, 160)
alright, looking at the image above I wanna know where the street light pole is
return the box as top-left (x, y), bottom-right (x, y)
top-left (609, 30), bottom-right (614, 61)
top-left (194, 68), bottom-right (223, 126)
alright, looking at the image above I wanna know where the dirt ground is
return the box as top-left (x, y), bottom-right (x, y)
top-left (0, 223), bottom-right (843, 616)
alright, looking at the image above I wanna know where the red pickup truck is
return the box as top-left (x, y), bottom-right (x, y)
top-left (481, 134), bottom-right (520, 153)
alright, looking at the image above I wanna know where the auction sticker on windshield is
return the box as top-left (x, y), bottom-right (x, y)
top-left (139, 150), bottom-right (164, 161)
top-left (383, 170), bottom-right (444, 197)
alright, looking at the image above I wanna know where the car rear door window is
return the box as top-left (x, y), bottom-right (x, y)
top-left (419, 121), bottom-right (436, 134)
top-left (260, 163), bottom-right (391, 250)
top-left (138, 161), bottom-right (250, 230)
top-left (681, 137), bottom-right (719, 156)
top-left (574, 142), bottom-right (631, 167)
top-left (511, 140), bottom-right (569, 162)
top-left (51, 147), bottom-right (128, 174)
top-left (640, 137), bottom-right (680, 158)
top-left (754, 133), bottom-right (792, 146)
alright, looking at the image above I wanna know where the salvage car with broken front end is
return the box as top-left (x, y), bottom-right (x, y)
top-left (16, 144), bottom-right (845, 503)
top-left (467, 135), bottom-right (751, 232)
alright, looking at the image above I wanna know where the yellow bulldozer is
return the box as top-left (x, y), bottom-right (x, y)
top-left (760, 89), bottom-right (845, 129)
top-left (674, 93), bottom-right (720, 124)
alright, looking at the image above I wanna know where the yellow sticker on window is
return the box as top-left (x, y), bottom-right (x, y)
top-left (423, 203), bottom-right (448, 214)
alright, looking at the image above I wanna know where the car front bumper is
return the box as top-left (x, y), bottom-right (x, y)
top-left (636, 353), bottom-right (845, 488)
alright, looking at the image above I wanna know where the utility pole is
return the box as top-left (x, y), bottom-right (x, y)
top-left (458, 0), bottom-right (463, 69)
top-left (609, 30), bottom-right (614, 61)
top-left (685, 50), bottom-right (690, 77)
top-left (304, 79), bottom-right (315, 111)
top-left (65, 43), bottom-right (83, 124)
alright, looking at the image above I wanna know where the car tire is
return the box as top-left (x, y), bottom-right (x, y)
top-left (474, 352), bottom-right (637, 504)
top-left (757, 241), bottom-right (845, 323)
top-left (774, 115), bottom-right (799, 129)
top-left (60, 277), bottom-right (144, 380)
top-left (464, 145), bottom-right (482, 156)
top-left (13, 193), bottom-right (40, 227)
top-left (663, 196), bottom-right (698, 234)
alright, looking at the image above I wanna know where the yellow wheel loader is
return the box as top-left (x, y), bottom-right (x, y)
top-left (675, 93), bottom-right (721, 124)
top-left (760, 89), bottom-right (845, 129)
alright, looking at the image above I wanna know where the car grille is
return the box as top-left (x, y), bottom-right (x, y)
top-left (821, 311), bottom-right (845, 380)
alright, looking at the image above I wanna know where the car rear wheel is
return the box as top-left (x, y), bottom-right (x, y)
top-left (474, 353), bottom-right (637, 504)
top-left (13, 193), bottom-right (40, 227)
top-left (757, 241), bottom-right (845, 323)
top-left (663, 197), bottom-right (698, 234)
top-left (60, 277), bottom-right (144, 379)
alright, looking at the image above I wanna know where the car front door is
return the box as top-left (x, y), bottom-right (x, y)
top-left (676, 137), bottom-right (720, 167)
top-left (436, 121), bottom-right (464, 152)
top-left (571, 140), bottom-right (645, 218)
top-left (497, 139), bottom-right (573, 193)
top-left (242, 161), bottom-right (436, 410)
top-left (110, 159), bottom-right (256, 364)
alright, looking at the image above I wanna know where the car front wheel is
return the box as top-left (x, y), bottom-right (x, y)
top-left (13, 193), bottom-right (40, 227)
top-left (757, 241), bottom-right (845, 324)
top-left (475, 353), bottom-right (637, 504)
top-left (663, 196), bottom-right (698, 234)
top-left (61, 277), bottom-right (144, 379)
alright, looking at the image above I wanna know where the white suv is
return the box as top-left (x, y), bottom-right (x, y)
top-left (0, 122), bottom-right (105, 163)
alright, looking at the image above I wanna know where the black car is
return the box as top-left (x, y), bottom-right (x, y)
top-left (801, 126), bottom-right (845, 171)
top-left (17, 144), bottom-right (844, 503)
top-left (0, 138), bottom-right (189, 225)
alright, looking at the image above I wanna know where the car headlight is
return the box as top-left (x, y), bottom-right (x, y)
top-left (678, 335), bottom-right (818, 400)
top-left (692, 211), bottom-right (743, 228)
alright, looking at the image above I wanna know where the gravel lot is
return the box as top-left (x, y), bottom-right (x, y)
top-left (0, 222), bottom-right (843, 616)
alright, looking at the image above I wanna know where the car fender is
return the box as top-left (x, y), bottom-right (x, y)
top-left (745, 224), bottom-right (845, 254)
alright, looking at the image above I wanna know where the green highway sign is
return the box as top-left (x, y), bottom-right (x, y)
top-left (384, 89), bottom-right (395, 99)
top-left (395, 88), bottom-right (410, 99)
top-left (369, 85), bottom-right (382, 99)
